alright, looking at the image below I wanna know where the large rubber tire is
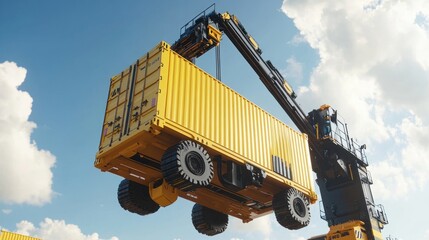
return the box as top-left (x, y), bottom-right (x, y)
top-left (272, 188), bottom-right (311, 230)
top-left (117, 179), bottom-right (160, 216)
top-left (192, 203), bottom-right (228, 236)
top-left (161, 140), bottom-right (214, 191)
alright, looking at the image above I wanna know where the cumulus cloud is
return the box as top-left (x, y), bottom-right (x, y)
top-left (281, 0), bottom-right (429, 198)
top-left (288, 34), bottom-right (307, 45)
top-left (400, 115), bottom-right (429, 187)
top-left (282, 57), bottom-right (304, 83)
top-left (2, 209), bottom-right (12, 215)
top-left (14, 218), bottom-right (118, 240)
top-left (0, 61), bottom-right (56, 205)
top-left (229, 215), bottom-right (273, 240)
top-left (293, 237), bottom-right (306, 240)
top-left (425, 229), bottom-right (429, 239)
top-left (370, 157), bottom-right (413, 200)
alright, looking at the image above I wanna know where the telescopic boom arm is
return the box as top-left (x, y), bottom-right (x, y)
top-left (171, 6), bottom-right (388, 240)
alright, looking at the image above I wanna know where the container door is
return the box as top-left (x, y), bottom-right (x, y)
top-left (99, 65), bottom-right (135, 150)
top-left (126, 46), bottom-right (163, 134)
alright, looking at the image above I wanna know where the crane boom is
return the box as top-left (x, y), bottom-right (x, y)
top-left (172, 10), bottom-right (324, 172)
top-left (171, 5), bottom-right (388, 240)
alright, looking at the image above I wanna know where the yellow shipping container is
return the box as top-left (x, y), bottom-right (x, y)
top-left (95, 41), bottom-right (316, 223)
top-left (0, 230), bottom-right (41, 240)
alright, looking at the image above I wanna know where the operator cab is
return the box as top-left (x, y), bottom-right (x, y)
top-left (308, 104), bottom-right (336, 140)
top-left (307, 105), bottom-right (368, 167)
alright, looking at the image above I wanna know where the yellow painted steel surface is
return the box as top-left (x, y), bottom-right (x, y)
top-left (96, 41), bottom-right (316, 207)
top-left (0, 230), bottom-right (41, 240)
top-left (326, 221), bottom-right (368, 240)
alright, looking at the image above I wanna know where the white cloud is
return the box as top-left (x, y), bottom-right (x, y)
top-left (15, 218), bottom-right (119, 240)
top-left (282, 57), bottom-right (303, 83)
top-left (293, 237), bottom-right (306, 240)
top-left (2, 209), bottom-right (12, 215)
top-left (229, 215), bottom-right (273, 240)
top-left (425, 229), bottom-right (429, 239)
top-left (0, 61), bottom-right (56, 205)
top-left (288, 34), bottom-right (306, 45)
top-left (370, 158), bottom-right (413, 200)
top-left (399, 115), bottom-right (429, 187)
top-left (281, 0), bottom-right (429, 199)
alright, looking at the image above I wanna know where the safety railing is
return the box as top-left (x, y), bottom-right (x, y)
top-left (179, 3), bottom-right (216, 37)
top-left (330, 119), bottom-right (349, 149)
top-left (368, 203), bottom-right (389, 225)
top-left (329, 117), bottom-right (368, 166)
top-left (360, 169), bottom-right (373, 185)
top-left (319, 201), bottom-right (327, 221)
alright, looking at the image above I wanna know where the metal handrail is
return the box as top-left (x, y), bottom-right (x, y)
top-left (319, 201), bottom-right (327, 220)
top-left (361, 170), bottom-right (373, 184)
top-left (179, 4), bottom-right (216, 37)
top-left (329, 117), bottom-right (368, 166)
top-left (367, 202), bottom-right (389, 225)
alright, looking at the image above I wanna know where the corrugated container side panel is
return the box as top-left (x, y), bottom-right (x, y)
top-left (195, 63), bottom-right (202, 133)
top-left (241, 101), bottom-right (252, 158)
top-left (236, 94), bottom-right (242, 153)
top-left (209, 75), bottom-right (216, 140)
top-left (301, 136), bottom-right (313, 188)
top-left (98, 42), bottom-right (313, 194)
top-left (237, 94), bottom-right (247, 158)
top-left (262, 109), bottom-right (270, 169)
top-left (223, 88), bottom-right (228, 147)
top-left (249, 104), bottom-right (256, 162)
top-left (298, 134), bottom-right (311, 187)
top-left (286, 126), bottom-right (294, 177)
top-left (226, 87), bottom-right (232, 150)
top-left (301, 136), bottom-right (309, 185)
top-left (177, 56), bottom-right (184, 123)
top-left (200, 69), bottom-right (207, 136)
top-left (250, 104), bottom-right (257, 162)
top-left (0, 230), bottom-right (40, 240)
top-left (278, 123), bottom-right (286, 173)
top-left (217, 85), bottom-right (221, 144)
top-left (223, 88), bottom-right (229, 148)
top-left (197, 66), bottom-right (202, 129)
top-left (166, 53), bottom-right (176, 122)
top-left (162, 49), bottom-right (313, 190)
top-left (223, 83), bottom-right (229, 145)
top-left (293, 133), bottom-right (302, 184)
top-left (300, 136), bottom-right (310, 186)
top-left (230, 91), bottom-right (236, 151)
top-left (258, 106), bottom-right (266, 166)
top-left (293, 134), bottom-right (299, 180)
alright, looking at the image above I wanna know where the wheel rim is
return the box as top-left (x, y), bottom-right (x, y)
top-left (185, 151), bottom-right (206, 176)
top-left (293, 198), bottom-right (306, 218)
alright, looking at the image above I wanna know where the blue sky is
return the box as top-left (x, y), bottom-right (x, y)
top-left (1, 1), bottom-right (429, 240)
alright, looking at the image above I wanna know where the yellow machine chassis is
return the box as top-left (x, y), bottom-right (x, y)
top-left (95, 42), bottom-right (316, 222)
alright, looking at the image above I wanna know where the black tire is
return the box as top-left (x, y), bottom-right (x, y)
top-left (273, 188), bottom-right (310, 230)
top-left (192, 203), bottom-right (228, 236)
top-left (161, 140), bottom-right (214, 191)
top-left (117, 179), bottom-right (160, 216)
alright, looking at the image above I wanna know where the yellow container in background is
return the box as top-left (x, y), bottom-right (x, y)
top-left (95, 41), bottom-right (316, 221)
top-left (0, 230), bottom-right (41, 240)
